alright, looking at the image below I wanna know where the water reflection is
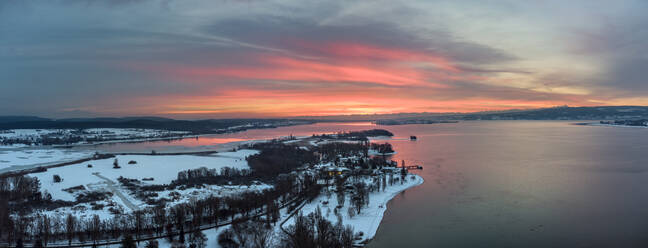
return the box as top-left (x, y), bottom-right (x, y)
top-left (79, 122), bottom-right (378, 153)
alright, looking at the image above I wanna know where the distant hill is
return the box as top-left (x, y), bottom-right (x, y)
top-left (2, 106), bottom-right (647, 130)
top-left (457, 106), bottom-right (648, 120)
top-left (294, 112), bottom-right (452, 121)
top-left (298, 106), bottom-right (648, 122)
top-left (58, 117), bottom-right (176, 123)
top-left (0, 116), bottom-right (313, 133)
top-left (0, 116), bottom-right (51, 123)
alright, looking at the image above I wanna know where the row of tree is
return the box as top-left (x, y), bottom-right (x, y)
top-left (281, 208), bottom-right (356, 248)
top-left (0, 171), bottom-right (327, 246)
top-left (312, 129), bottom-right (394, 141)
top-left (247, 142), bottom-right (319, 178)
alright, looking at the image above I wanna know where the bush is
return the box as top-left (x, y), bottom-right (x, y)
top-left (120, 235), bottom-right (136, 248)
top-left (53, 175), bottom-right (62, 183)
top-left (108, 207), bottom-right (121, 215)
top-left (347, 206), bottom-right (355, 218)
top-left (76, 191), bottom-right (111, 203)
top-left (91, 203), bottom-right (105, 210)
top-left (145, 240), bottom-right (159, 248)
top-left (63, 185), bottom-right (86, 193)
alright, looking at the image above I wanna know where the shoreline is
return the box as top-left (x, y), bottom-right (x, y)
top-left (0, 139), bottom-right (268, 177)
top-left (582, 123), bottom-right (648, 129)
top-left (0, 121), bottom-right (315, 150)
top-left (278, 173), bottom-right (425, 246)
top-left (362, 174), bottom-right (424, 244)
top-left (1, 126), bottom-right (424, 247)
top-left (0, 137), bottom-right (271, 175)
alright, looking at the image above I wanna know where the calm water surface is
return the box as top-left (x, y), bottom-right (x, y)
top-left (371, 121), bottom-right (648, 248)
top-left (82, 122), bottom-right (378, 153)
top-left (92, 121), bottom-right (648, 247)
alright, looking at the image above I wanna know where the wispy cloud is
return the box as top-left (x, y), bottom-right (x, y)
top-left (0, 0), bottom-right (646, 118)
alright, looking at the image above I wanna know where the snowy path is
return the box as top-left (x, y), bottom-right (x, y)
top-left (92, 172), bottom-right (140, 211)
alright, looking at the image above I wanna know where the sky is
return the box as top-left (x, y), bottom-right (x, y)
top-left (1, 0), bottom-right (648, 118)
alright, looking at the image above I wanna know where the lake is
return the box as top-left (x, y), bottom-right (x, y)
top-left (92, 121), bottom-right (648, 247)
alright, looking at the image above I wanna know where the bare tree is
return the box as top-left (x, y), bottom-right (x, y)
top-left (153, 206), bottom-right (166, 236)
top-left (249, 222), bottom-right (273, 248)
top-left (89, 215), bottom-right (101, 244)
top-left (145, 240), bottom-right (159, 248)
top-left (134, 210), bottom-right (144, 241)
top-left (44, 214), bottom-right (51, 246)
top-left (189, 229), bottom-right (207, 248)
top-left (282, 212), bottom-right (315, 248)
top-left (65, 214), bottom-right (76, 246)
top-left (352, 182), bottom-right (369, 214)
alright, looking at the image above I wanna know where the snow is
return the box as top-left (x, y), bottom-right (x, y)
top-left (368, 149), bottom-right (397, 156)
top-left (0, 128), bottom-right (191, 148)
top-left (152, 183), bottom-right (274, 208)
top-left (31, 149), bottom-right (259, 202)
top-left (279, 174), bottom-right (424, 243)
top-left (0, 149), bottom-right (92, 170)
top-left (0, 129), bottom-right (61, 138)
top-left (150, 228), bottom-right (225, 248)
top-left (27, 149), bottom-right (267, 224)
top-left (589, 123), bottom-right (648, 129)
top-left (9, 131), bottom-right (418, 247)
top-left (141, 176), bottom-right (425, 248)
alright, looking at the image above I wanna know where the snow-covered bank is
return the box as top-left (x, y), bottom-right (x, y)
top-left (149, 175), bottom-right (426, 248)
top-left (587, 123), bottom-right (648, 129)
top-left (280, 174), bottom-right (424, 244)
top-left (368, 150), bottom-right (397, 156)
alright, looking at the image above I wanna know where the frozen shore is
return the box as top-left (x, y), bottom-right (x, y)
top-left (279, 173), bottom-right (424, 245)
top-left (587, 123), bottom-right (648, 129)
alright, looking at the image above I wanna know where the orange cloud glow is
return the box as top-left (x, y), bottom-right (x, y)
top-left (133, 87), bottom-right (575, 118)
top-left (153, 56), bottom-right (448, 88)
top-left (308, 41), bottom-right (460, 72)
top-left (123, 41), bottom-right (596, 118)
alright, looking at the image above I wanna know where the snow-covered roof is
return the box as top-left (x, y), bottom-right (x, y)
top-left (322, 166), bottom-right (350, 172)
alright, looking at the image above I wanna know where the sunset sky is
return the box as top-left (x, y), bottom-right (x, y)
top-left (2, 0), bottom-right (648, 118)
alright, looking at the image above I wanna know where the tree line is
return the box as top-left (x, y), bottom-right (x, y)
top-left (312, 129), bottom-right (393, 141)
top-left (0, 171), bottom-right (324, 247)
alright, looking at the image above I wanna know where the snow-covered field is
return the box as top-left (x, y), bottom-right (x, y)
top-left (32, 149), bottom-right (259, 202)
top-left (0, 128), bottom-right (190, 148)
top-left (0, 149), bottom-right (92, 172)
top-left (0, 129), bottom-right (61, 139)
top-left (26, 149), bottom-right (269, 227)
